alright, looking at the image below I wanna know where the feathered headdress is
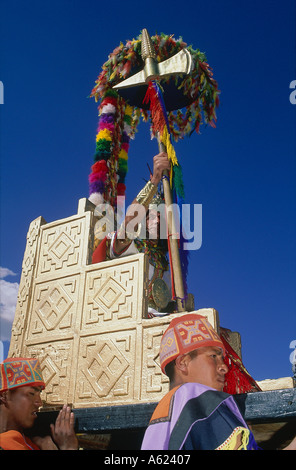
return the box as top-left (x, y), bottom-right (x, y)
top-left (88, 31), bottom-right (219, 207)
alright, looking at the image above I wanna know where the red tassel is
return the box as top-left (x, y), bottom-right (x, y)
top-left (221, 335), bottom-right (261, 395)
top-left (143, 82), bottom-right (167, 136)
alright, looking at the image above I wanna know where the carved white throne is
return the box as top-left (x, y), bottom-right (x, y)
top-left (9, 198), bottom-right (220, 408)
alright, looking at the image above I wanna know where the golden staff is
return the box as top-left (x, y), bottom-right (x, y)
top-left (114, 29), bottom-right (193, 312)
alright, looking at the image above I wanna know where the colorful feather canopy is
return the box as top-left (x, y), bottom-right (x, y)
top-left (88, 31), bottom-right (219, 208)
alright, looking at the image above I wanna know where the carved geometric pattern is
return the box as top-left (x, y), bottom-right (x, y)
top-left (75, 331), bottom-right (136, 406)
top-left (8, 216), bottom-right (46, 356)
top-left (25, 341), bottom-right (74, 404)
top-left (141, 323), bottom-right (169, 400)
top-left (38, 285), bottom-right (73, 330)
top-left (37, 219), bottom-right (84, 275)
top-left (49, 232), bottom-right (74, 262)
top-left (94, 277), bottom-right (126, 311)
top-left (26, 276), bottom-right (79, 341)
top-left (83, 262), bottom-right (140, 329)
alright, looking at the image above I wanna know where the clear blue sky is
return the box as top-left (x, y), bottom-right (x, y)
top-left (0, 0), bottom-right (295, 382)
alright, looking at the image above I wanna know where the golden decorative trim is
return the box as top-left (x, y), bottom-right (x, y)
top-left (136, 180), bottom-right (158, 208)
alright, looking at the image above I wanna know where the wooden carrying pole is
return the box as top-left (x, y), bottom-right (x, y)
top-left (158, 137), bottom-right (185, 312)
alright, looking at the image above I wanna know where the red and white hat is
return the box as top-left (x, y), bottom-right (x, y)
top-left (160, 313), bottom-right (225, 374)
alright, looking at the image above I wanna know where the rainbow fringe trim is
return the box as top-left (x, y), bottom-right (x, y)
top-left (88, 89), bottom-right (134, 209)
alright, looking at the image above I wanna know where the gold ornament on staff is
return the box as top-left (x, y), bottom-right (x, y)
top-left (114, 29), bottom-right (192, 89)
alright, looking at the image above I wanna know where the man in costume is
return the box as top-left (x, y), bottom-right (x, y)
top-left (0, 357), bottom-right (78, 450)
top-left (93, 151), bottom-right (175, 316)
top-left (141, 313), bottom-right (296, 450)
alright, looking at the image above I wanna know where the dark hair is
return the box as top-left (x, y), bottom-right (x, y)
top-left (164, 359), bottom-right (176, 381)
top-left (164, 349), bottom-right (199, 382)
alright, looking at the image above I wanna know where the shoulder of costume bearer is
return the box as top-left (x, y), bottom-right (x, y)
top-left (149, 382), bottom-right (218, 425)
